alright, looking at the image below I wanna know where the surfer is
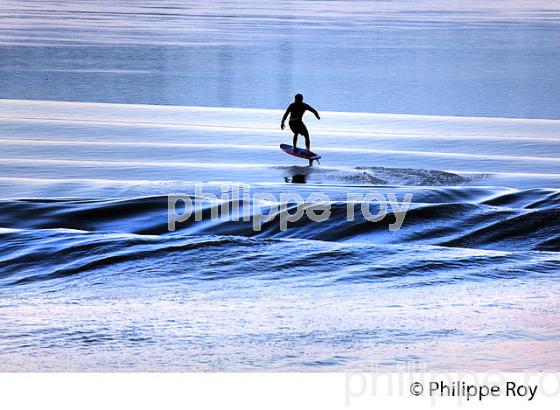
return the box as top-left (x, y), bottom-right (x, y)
top-left (280, 94), bottom-right (320, 152)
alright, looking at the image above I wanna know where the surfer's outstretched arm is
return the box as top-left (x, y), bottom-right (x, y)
top-left (305, 104), bottom-right (321, 120)
top-left (281, 104), bottom-right (292, 130)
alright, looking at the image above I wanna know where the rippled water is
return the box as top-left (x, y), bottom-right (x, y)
top-left (1, 1), bottom-right (560, 371)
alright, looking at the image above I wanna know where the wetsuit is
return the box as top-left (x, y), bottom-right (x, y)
top-left (282, 102), bottom-right (319, 138)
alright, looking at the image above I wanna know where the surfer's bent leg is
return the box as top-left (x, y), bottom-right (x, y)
top-left (301, 123), bottom-right (310, 151)
top-left (289, 120), bottom-right (300, 149)
top-left (303, 134), bottom-right (310, 151)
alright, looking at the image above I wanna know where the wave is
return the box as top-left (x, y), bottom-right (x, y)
top-left (1, 186), bottom-right (559, 253)
top-left (1, 229), bottom-right (559, 289)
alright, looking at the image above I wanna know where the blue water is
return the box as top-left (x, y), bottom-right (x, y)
top-left (1, 0), bottom-right (560, 118)
top-left (1, 1), bottom-right (560, 371)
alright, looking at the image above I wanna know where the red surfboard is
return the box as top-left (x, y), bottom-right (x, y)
top-left (280, 143), bottom-right (321, 166)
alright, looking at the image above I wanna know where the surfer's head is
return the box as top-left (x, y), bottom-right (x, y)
top-left (294, 93), bottom-right (303, 102)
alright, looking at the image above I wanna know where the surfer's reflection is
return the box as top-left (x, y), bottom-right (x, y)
top-left (284, 174), bottom-right (307, 184)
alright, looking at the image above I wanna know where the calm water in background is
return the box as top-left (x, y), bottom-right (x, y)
top-left (1, 1), bottom-right (560, 371)
top-left (2, 0), bottom-right (560, 118)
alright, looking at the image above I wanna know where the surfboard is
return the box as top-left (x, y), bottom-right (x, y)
top-left (280, 144), bottom-right (321, 166)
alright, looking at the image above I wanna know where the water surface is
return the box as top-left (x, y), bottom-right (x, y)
top-left (1, 1), bottom-right (560, 371)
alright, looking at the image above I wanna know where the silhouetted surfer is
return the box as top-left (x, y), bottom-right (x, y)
top-left (281, 94), bottom-right (320, 152)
